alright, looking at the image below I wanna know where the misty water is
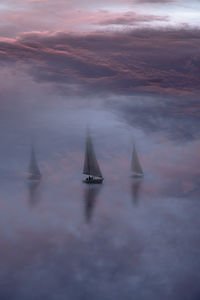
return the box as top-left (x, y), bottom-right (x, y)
top-left (0, 93), bottom-right (200, 300)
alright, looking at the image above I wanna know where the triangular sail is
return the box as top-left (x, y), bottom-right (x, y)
top-left (29, 146), bottom-right (41, 177)
top-left (131, 145), bottom-right (143, 176)
top-left (83, 133), bottom-right (102, 178)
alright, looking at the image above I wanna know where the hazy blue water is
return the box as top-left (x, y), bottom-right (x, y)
top-left (0, 100), bottom-right (200, 300)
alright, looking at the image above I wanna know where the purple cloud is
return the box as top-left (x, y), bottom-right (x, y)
top-left (0, 28), bottom-right (200, 96)
top-left (97, 12), bottom-right (169, 25)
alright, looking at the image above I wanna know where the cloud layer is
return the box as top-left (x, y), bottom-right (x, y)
top-left (0, 28), bottom-right (200, 96)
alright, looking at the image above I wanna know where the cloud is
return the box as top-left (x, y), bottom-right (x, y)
top-left (0, 0), bottom-right (199, 39)
top-left (0, 28), bottom-right (200, 97)
top-left (110, 94), bottom-right (200, 143)
top-left (97, 12), bottom-right (169, 26)
top-left (0, 6), bottom-right (170, 39)
top-left (134, 0), bottom-right (178, 2)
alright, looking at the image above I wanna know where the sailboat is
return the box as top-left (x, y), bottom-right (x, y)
top-left (131, 144), bottom-right (144, 178)
top-left (83, 132), bottom-right (104, 184)
top-left (28, 145), bottom-right (42, 180)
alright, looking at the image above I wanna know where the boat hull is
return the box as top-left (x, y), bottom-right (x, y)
top-left (83, 177), bottom-right (104, 184)
top-left (28, 174), bottom-right (42, 181)
top-left (131, 173), bottom-right (144, 178)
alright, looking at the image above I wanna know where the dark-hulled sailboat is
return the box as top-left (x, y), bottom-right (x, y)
top-left (131, 144), bottom-right (144, 178)
top-left (83, 132), bottom-right (103, 184)
top-left (28, 145), bottom-right (42, 180)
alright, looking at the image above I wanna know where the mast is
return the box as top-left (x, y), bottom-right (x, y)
top-left (29, 145), bottom-right (41, 178)
top-left (131, 144), bottom-right (143, 176)
top-left (83, 132), bottom-right (102, 178)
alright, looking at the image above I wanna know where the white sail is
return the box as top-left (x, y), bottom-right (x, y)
top-left (29, 146), bottom-right (41, 178)
top-left (131, 145), bottom-right (143, 176)
top-left (83, 133), bottom-right (102, 178)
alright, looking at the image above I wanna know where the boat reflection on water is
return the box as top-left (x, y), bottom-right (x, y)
top-left (27, 180), bottom-right (41, 207)
top-left (131, 178), bottom-right (143, 205)
top-left (26, 144), bottom-right (42, 207)
top-left (130, 142), bottom-right (143, 205)
top-left (83, 184), bottom-right (102, 223)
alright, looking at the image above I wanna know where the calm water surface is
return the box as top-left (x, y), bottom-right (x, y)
top-left (0, 102), bottom-right (200, 300)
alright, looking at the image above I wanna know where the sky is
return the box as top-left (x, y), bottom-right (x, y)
top-left (0, 0), bottom-right (200, 100)
top-left (0, 0), bottom-right (200, 36)
top-left (0, 0), bottom-right (200, 142)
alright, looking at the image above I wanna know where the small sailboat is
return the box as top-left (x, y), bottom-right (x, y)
top-left (28, 145), bottom-right (42, 180)
top-left (131, 144), bottom-right (144, 178)
top-left (83, 132), bottom-right (104, 184)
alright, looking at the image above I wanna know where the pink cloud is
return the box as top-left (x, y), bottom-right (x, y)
top-left (0, 28), bottom-right (200, 96)
top-left (97, 11), bottom-right (169, 25)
